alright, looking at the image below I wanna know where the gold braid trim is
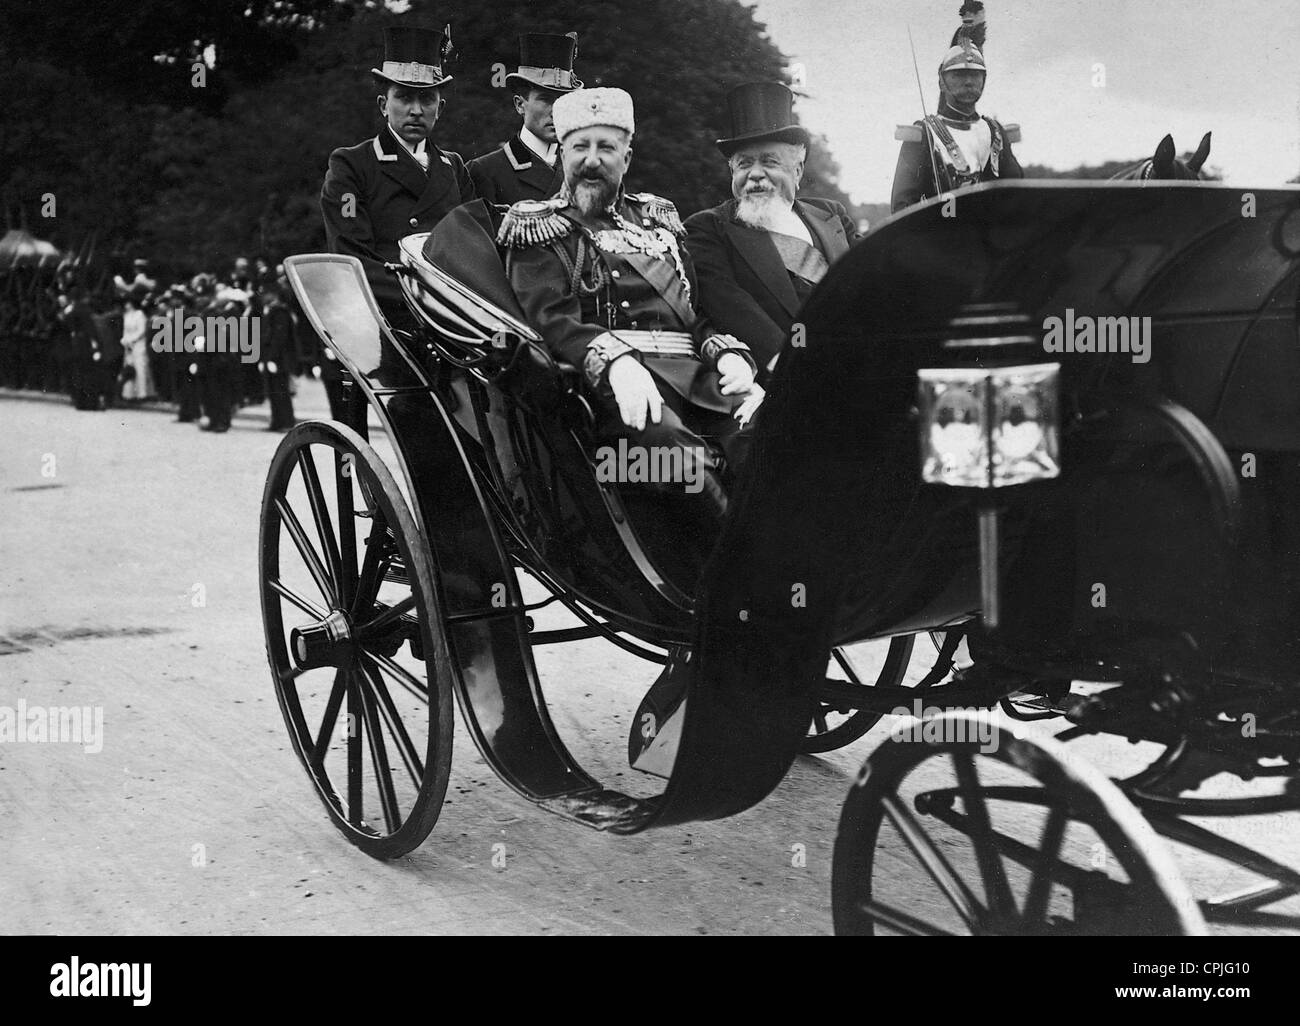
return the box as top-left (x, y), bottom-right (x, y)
top-left (497, 198), bottom-right (574, 248)
top-left (625, 193), bottom-right (685, 236)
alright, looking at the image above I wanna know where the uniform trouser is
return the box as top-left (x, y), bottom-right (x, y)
top-left (591, 384), bottom-right (748, 521)
top-left (200, 359), bottom-right (237, 429)
top-left (266, 369), bottom-right (295, 429)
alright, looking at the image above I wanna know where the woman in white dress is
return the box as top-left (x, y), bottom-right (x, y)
top-left (119, 296), bottom-right (153, 401)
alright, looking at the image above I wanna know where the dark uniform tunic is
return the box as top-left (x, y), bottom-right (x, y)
top-left (467, 136), bottom-right (564, 207)
top-left (503, 192), bottom-right (757, 513)
top-left (684, 197), bottom-right (859, 381)
top-left (891, 104), bottom-right (1024, 212)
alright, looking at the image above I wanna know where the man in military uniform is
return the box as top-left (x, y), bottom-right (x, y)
top-left (467, 33), bottom-right (580, 207)
top-left (685, 82), bottom-right (859, 384)
top-left (320, 24), bottom-right (474, 323)
top-left (890, 2), bottom-right (1023, 212)
top-left (502, 87), bottom-right (763, 520)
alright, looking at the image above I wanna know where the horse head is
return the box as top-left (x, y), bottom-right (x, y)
top-left (1147, 132), bottom-right (1213, 180)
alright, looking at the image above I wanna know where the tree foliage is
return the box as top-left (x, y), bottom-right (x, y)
top-left (0, 0), bottom-right (861, 276)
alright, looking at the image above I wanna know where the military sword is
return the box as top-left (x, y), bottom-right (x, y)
top-left (907, 25), bottom-right (945, 200)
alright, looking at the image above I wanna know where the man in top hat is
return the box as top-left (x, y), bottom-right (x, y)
top-left (500, 87), bottom-right (764, 522)
top-left (890, 1), bottom-right (1022, 212)
top-left (685, 82), bottom-right (859, 384)
top-left (467, 33), bottom-right (582, 207)
top-left (321, 24), bottom-right (475, 321)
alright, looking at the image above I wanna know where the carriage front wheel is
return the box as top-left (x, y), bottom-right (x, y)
top-left (259, 421), bottom-right (455, 859)
top-left (832, 713), bottom-right (1206, 935)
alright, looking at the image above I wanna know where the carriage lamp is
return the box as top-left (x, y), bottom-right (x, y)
top-left (918, 363), bottom-right (1061, 488)
top-left (917, 363), bottom-right (1061, 628)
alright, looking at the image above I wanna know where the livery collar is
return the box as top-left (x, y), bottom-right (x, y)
top-left (386, 124), bottom-right (428, 162)
top-left (519, 126), bottom-right (558, 166)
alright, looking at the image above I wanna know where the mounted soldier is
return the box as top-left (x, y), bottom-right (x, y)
top-left (890, 2), bottom-right (1023, 212)
top-left (467, 33), bottom-right (581, 208)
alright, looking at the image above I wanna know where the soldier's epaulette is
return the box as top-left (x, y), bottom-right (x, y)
top-left (895, 123), bottom-right (925, 143)
top-left (624, 193), bottom-right (685, 236)
top-left (496, 197), bottom-right (573, 248)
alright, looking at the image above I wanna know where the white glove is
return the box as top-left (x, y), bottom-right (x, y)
top-left (716, 351), bottom-right (755, 396)
top-left (733, 384), bottom-right (765, 429)
top-left (608, 355), bottom-right (662, 432)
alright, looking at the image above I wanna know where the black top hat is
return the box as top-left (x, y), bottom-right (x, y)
top-left (715, 82), bottom-right (810, 156)
top-left (506, 33), bottom-right (582, 93)
top-left (372, 25), bottom-right (454, 89)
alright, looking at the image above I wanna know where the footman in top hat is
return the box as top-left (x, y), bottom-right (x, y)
top-left (320, 23), bottom-right (476, 321)
top-left (467, 33), bottom-right (582, 207)
top-left (501, 87), bottom-right (764, 521)
top-left (890, 2), bottom-right (1023, 212)
top-left (685, 81), bottom-right (860, 383)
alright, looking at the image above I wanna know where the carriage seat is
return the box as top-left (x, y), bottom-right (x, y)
top-left (394, 203), bottom-right (593, 422)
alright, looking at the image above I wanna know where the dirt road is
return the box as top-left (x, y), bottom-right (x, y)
top-left (2, 386), bottom-right (1297, 935)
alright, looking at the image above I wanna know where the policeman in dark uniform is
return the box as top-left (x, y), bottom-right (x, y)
top-left (890, 2), bottom-right (1023, 212)
top-left (502, 88), bottom-right (763, 521)
top-left (174, 278), bottom-right (207, 423)
top-left (259, 283), bottom-right (297, 431)
top-left (320, 24), bottom-right (474, 322)
top-left (64, 285), bottom-right (105, 411)
top-left (466, 33), bottom-right (581, 207)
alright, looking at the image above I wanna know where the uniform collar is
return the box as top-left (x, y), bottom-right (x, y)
top-left (386, 125), bottom-right (429, 164)
top-left (519, 126), bottom-right (558, 166)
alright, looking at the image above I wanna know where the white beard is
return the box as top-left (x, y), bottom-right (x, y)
top-left (734, 190), bottom-right (794, 231)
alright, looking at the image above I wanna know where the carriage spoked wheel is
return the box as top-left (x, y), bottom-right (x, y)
top-left (259, 421), bottom-right (455, 859)
top-left (832, 713), bottom-right (1207, 935)
top-left (802, 636), bottom-right (916, 754)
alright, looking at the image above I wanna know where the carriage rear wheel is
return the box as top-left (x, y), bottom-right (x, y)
top-left (832, 713), bottom-right (1206, 935)
top-left (259, 422), bottom-right (455, 859)
top-left (802, 636), bottom-right (916, 754)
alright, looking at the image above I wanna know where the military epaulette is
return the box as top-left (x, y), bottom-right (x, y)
top-left (496, 197), bottom-right (573, 248)
top-left (895, 123), bottom-right (925, 143)
top-left (624, 193), bottom-right (685, 236)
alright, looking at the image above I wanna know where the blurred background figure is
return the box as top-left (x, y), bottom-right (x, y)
top-left (259, 282), bottom-right (296, 431)
top-left (119, 290), bottom-right (155, 402)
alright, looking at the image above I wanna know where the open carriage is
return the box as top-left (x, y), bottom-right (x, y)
top-left (262, 180), bottom-right (1300, 935)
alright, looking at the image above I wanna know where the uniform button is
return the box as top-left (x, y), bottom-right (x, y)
top-left (643, 220), bottom-right (651, 227)
top-left (409, 217), bottom-right (418, 226)
top-left (610, 270), bottom-right (621, 279)
top-left (630, 321), bottom-right (639, 329)
top-left (620, 300), bottom-right (630, 308)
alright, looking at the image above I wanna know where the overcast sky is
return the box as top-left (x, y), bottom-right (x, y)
top-left (749, 0), bottom-right (1300, 203)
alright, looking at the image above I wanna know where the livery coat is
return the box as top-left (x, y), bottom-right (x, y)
top-left (683, 198), bottom-right (859, 378)
top-left (467, 136), bottom-right (564, 207)
top-left (320, 128), bottom-right (475, 312)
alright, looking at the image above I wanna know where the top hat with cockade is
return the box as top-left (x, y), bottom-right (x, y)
top-left (506, 33), bottom-right (582, 94)
top-left (371, 25), bottom-right (454, 90)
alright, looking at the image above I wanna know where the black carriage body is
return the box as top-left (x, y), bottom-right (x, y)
top-left (716, 181), bottom-right (1300, 713)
